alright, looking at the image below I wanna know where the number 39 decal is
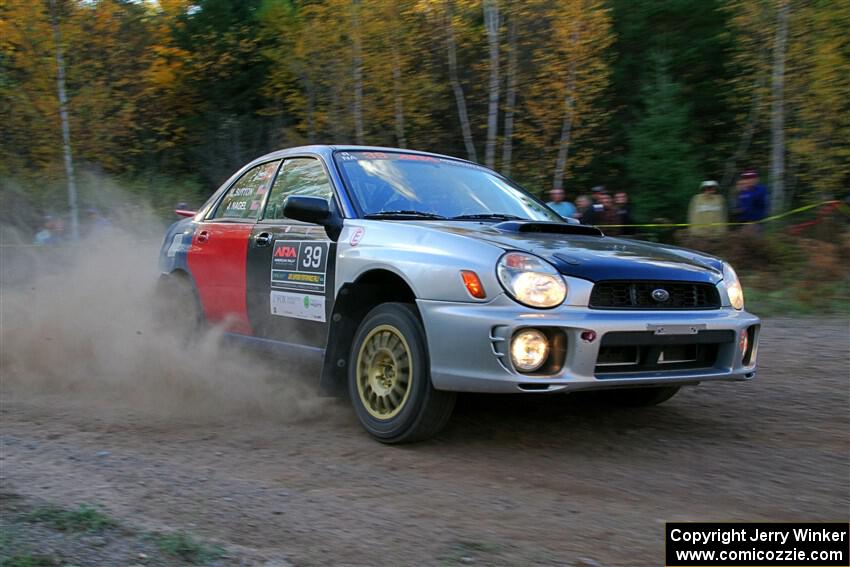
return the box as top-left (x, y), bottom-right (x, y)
top-left (302, 245), bottom-right (323, 269)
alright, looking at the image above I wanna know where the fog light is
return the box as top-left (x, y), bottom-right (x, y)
top-left (511, 329), bottom-right (549, 372)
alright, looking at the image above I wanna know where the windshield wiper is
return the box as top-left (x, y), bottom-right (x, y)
top-left (363, 210), bottom-right (447, 220)
top-left (450, 213), bottom-right (525, 221)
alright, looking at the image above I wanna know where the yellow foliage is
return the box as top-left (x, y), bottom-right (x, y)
top-left (727, 0), bottom-right (850, 199)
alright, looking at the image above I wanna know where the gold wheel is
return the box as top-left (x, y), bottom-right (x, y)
top-left (356, 324), bottom-right (413, 420)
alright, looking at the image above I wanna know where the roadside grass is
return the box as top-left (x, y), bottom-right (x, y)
top-left (0, 527), bottom-right (58, 567)
top-left (152, 531), bottom-right (225, 564)
top-left (5, 496), bottom-right (228, 566)
top-left (677, 228), bottom-right (850, 317)
top-left (438, 540), bottom-right (503, 566)
top-left (0, 553), bottom-right (58, 567)
top-left (25, 504), bottom-right (115, 533)
top-left (742, 277), bottom-right (850, 317)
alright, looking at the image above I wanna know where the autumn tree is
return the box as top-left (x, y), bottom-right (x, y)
top-left (783, 0), bottom-right (849, 202)
top-left (517, 0), bottom-right (613, 192)
top-left (0, 0), bottom-right (66, 179)
top-left (727, 0), bottom-right (850, 207)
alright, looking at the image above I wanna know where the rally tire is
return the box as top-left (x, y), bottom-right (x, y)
top-left (348, 303), bottom-right (456, 443)
top-left (154, 273), bottom-right (204, 340)
top-left (603, 386), bottom-right (681, 407)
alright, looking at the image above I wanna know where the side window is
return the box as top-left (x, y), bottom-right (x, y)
top-left (264, 157), bottom-right (333, 220)
top-left (213, 160), bottom-right (281, 220)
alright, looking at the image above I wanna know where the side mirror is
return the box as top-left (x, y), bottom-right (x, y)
top-left (283, 196), bottom-right (342, 241)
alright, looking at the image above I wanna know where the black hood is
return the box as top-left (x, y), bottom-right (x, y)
top-left (424, 220), bottom-right (724, 284)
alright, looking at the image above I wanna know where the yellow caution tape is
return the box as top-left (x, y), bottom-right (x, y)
top-left (596, 200), bottom-right (845, 229)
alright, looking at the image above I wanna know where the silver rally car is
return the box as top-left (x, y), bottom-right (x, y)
top-left (159, 145), bottom-right (760, 443)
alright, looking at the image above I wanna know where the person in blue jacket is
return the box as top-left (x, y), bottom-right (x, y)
top-left (546, 187), bottom-right (577, 219)
top-left (734, 170), bottom-right (769, 222)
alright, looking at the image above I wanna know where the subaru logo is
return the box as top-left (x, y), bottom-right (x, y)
top-left (651, 288), bottom-right (670, 302)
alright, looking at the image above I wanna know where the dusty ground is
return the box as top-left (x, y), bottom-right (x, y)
top-left (2, 318), bottom-right (848, 566)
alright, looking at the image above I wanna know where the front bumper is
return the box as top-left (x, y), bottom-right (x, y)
top-left (417, 294), bottom-right (760, 393)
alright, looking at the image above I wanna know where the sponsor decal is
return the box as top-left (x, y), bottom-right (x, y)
top-left (397, 154), bottom-right (438, 162)
top-left (274, 245), bottom-right (297, 258)
top-left (166, 233), bottom-right (184, 258)
top-left (270, 240), bottom-right (329, 293)
top-left (340, 151), bottom-right (438, 163)
top-left (438, 158), bottom-right (487, 171)
top-left (270, 291), bottom-right (326, 322)
top-left (349, 227), bottom-right (365, 246)
top-left (360, 151), bottom-right (390, 160)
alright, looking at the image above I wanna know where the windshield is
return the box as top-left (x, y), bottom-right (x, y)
top-left (334, 150), bottom-right (562, 222)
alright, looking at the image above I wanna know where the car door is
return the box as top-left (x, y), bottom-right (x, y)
top-left (246, 156), bottom-right (337, 347)
top-left (188, 160), bottom-right (281, 335)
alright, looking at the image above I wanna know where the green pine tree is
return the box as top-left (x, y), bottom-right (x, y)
top-left (626, 53), bottom-right (701, 222)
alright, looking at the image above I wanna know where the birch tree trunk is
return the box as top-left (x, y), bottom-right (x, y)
top-left (501, 13), bottom-right (517, 177)
top-left (445, 1), bottom-right (477, 162)
top-left (769, 0), bottom-right (789, 213)
top-left (351, 0), bottom-right (365, 144)
top-left (49, 0), bottom-right (79, 240)
top-left (483, 0), bottom-right (499, 169)
top-left (391, 40), bottom-right (406, 147)
top-left (552, 32), bottom-right (579, 192)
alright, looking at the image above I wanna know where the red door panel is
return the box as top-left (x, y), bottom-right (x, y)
top-left (187, 222), bottom-right (254, 335)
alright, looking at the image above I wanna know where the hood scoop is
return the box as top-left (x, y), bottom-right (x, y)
top-left (492, 220), bottom-right (603, 237)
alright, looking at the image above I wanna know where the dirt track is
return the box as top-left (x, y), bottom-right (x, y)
top-left (1, 318), bottom-right (849, 566)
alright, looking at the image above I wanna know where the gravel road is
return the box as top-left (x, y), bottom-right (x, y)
top-left (1, 318), bottom-right (848, 566)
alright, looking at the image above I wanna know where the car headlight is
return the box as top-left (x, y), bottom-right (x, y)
top-left (497, 252), bottom-right (567, 308)
top-left (723, 262), bottom-right (744, 310)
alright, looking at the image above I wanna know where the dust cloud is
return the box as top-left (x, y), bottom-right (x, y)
top-left (0, 213), bottom-right (328, 424)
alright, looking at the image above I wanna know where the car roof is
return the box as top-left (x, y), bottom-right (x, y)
top-left (247, 144), bottom-right (481, 169)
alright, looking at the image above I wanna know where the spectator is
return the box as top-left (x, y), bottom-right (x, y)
top-left (589, 186), bottom-right (606, 223)
top-left (546, 187), bottom-right (577, 219)
top-left (574, 195), bottom-right (593, 224)
top-left (595, 193), bottom-right (619, 229)
top-left (688, 180), bottom-right (727, 238)
top-left (734, 170), bottom-right (768, 223)
top-left (33, 215), bottom-right (56, 245)
top-left (613, 191), bottom-right (636, 235)
top-left (82, 208), bottom-right (112, 236)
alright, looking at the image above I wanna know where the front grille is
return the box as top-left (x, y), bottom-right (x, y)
top-left (589, 281), bottom-right (720, 310)
top-left (595, 330), bottom-right (733, 375)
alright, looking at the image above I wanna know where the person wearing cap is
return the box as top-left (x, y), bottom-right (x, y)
top-left (688, 180), bottom-right (728, 238)
top-left (734, 170), bottom-right (769, 223)
top-left (546, 187), bottom-right (576, 219)
top-left (588, 185), bottom-right (606, 224)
